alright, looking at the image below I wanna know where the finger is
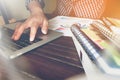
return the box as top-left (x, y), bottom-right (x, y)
top-left (24, 18), bottom-right (39, 41)
top-left (12, 23), bottom-right (21, 40)
top-left (12, 23), bottom-right (25, 40)
top-left (30, 26), bottom-right (38, 41)
top-left (28, 21), bottom-right (38, 41)
top-left (41, 20), bottom-right (48, 34)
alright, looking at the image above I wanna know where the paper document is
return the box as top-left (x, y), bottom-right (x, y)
top-left (48, 16), bottom-right (94, 36)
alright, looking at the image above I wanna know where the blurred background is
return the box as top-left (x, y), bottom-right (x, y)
top-left (0, 0), bottom-right (56, 25)
top-left (103, 0), bottom-right (120, 18)
top-left (0, 0), bottom-right (120, 25)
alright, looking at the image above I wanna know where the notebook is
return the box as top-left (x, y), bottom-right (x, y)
top-left (71, 24), bottom-right (120, 76)
top-left (91, 20), bottom-right (120, 49)
top-left (0, 23), bottom-right (63, 59)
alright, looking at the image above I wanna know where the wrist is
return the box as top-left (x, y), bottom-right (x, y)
top-left (26, 0), bottom-right (44, 10)
top-left (31, 7), bottom-right (43, 16)
top-left (28, 0), bottom-right (42, 12)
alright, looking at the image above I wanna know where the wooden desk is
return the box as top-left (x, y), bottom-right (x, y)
top-left (13, 36), bottom-right (85, 80)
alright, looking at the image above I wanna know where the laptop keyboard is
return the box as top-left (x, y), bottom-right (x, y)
top-left (0, 27), bottom-right (42, 51)
top-left (14, 33), bottom-right (42, 48)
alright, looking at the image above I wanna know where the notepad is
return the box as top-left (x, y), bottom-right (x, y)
top-left (71, 24), bottom-right (120, 76)
top-left (91, 21), bottom-right (120, 49)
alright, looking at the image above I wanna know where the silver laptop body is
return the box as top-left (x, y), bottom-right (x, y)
top-left (0, 23), bottom-right (63, 59)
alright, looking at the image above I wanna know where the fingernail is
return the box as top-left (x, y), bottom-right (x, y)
top-left (42, 30), bottom-right (47, 34)
top-left (30, 37), bottom-right (34, 42)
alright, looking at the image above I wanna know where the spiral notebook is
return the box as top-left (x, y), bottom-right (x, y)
top-left (71, 23), bottom-right (120, 76)
top-left (91, 19), bottom-right (120, 49)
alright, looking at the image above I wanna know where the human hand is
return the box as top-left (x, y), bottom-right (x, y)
top-left (12, 10), bottom-right (48, 41)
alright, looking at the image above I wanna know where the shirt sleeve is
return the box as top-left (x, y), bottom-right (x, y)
top-left (25, 0), bottom-right (45, 10)
top-left (56, 0), bottom-right (106, 19)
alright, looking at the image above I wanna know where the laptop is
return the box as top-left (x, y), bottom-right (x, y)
top-left (0, 22), bottom-right (63, 59)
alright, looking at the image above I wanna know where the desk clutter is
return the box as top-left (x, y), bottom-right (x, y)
top-left (13, 36), bottom-right (85, 80)
top-left (71, 17), bottom-right (120, 76)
